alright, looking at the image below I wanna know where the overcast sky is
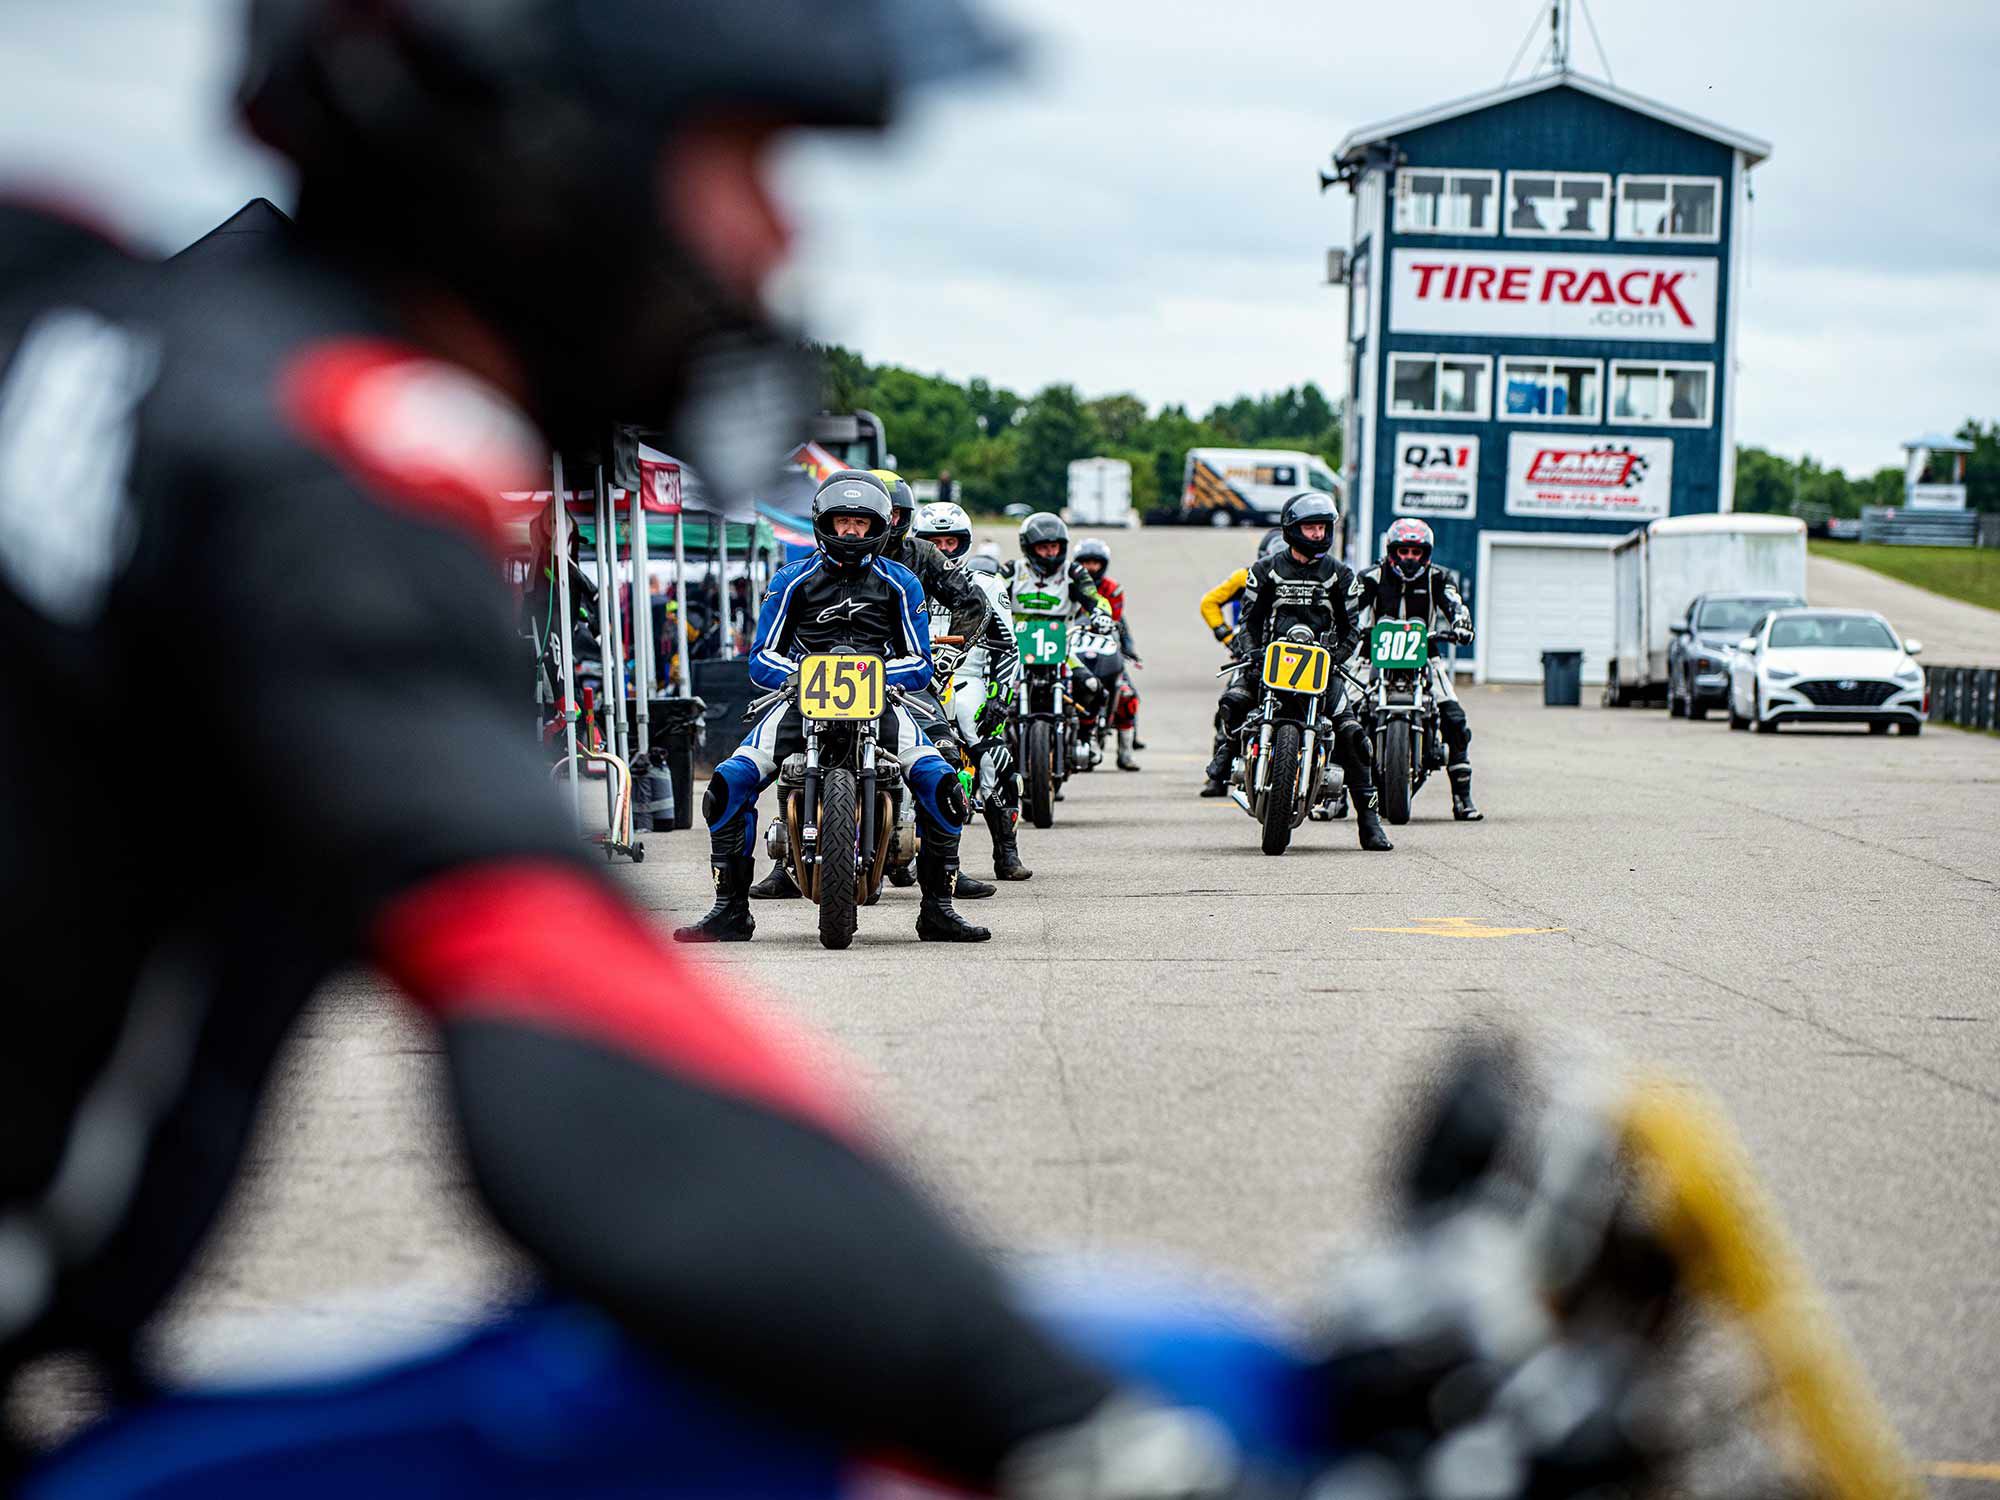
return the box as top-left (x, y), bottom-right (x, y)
top-left (4, 0), bottom-right (1995, 475)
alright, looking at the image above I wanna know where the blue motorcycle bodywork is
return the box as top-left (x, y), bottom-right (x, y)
top-left (24, 1287), bottom-right (1329, 1497)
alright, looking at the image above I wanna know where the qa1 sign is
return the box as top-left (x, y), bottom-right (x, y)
top-left (1393, 434), bottom-right (1478, 518)
top-left (1505, 433), bottom-right (1674, 521)
top-left (1390, 249), bottom-right (1718, 343)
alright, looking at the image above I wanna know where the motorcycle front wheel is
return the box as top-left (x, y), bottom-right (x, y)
top-left (1380, 725), bottom-right (1414, 826)
top-left (1024, 719), bottom-right (1056, 829)
top-left (1260, 723), bottom-right (1300, 856)
top-left (817, 767), bottom-right (860, 950)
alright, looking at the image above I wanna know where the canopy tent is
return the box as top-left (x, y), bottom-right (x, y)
top-left (169, 197), bottom-right (292, 265)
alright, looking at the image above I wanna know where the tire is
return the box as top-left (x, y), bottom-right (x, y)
top-left (1687, 679), bottom-right (1708, 721)
top-left (1379, 725), bottom-right (1414, 826)
top-left (1752, 688), bottom-right (1778, 733)
top-left (1024, 719), bottom-right (1056, 829)
top-left (816, 768), bottom-right (859, 951)
top-left (1869, 721), bottom-right (1891, 736)
top-left (1668, 673), bottom-right (1687, 718)
top-left (1260, 724), bottom-right (1300, 855)
top-left (1208, 509), bottom-right (1236, 529)
top-left (1898, 721), bottom-right (1922, 737)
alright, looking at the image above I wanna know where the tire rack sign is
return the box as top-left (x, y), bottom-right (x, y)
top-left (1389, 249), bottom-right (1718, 343)
top-left (1393, 434), bottom-right (1478, 518)
top-left (1505, 433), bottom-right (1673, 521)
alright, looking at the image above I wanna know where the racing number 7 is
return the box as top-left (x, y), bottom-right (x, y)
top-left (1283, 646), bottom-right (1312, 689)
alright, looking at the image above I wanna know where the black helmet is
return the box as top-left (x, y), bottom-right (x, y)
top-left (237, 0), bottom-right (1016, 455)
top-left (1018, 512), bottom-right (1070, 578)
top-left (1074, 538), bottom-right (1110, 578)
top-left (1257, 528), bottom-right (1288, 561)
top-left (1279, 490), bottom-right (1338, 559)
top-left (812, 470), bottom-right (893, 573)
top-left (871, 470), bottom-right (916, 544)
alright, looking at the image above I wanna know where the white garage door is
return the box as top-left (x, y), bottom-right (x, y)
top-left (1480, 537), bottom-right (1616, 684)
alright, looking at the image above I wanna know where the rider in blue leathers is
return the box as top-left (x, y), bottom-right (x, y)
top-left (675, 472), bottom-right (988, 945)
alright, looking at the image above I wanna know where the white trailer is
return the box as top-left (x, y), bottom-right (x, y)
top-left (1605, 514), bottom-right (1807, 705)
top-left (1066, 457), bottom-right (1135, 527)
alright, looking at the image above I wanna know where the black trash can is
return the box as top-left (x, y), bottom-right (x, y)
top-left (1540, 650), bottom-right (1583, 707)
top-left (647, 696), bottom-right (706, 831)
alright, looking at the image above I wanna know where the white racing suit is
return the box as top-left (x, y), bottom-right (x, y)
top-left (930, 570), bottom-right (1020, 807)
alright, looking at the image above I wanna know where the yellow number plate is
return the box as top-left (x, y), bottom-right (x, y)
top-left (1262, 641), bottom-right (1330, 694)
top-left (799, 654), bottom-right (884, 720)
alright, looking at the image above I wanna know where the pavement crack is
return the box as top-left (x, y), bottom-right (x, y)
top-left (1030, 857), bottom-right (1098, 1243)
top-left (1407, 833), bottom-right (2000, 1110)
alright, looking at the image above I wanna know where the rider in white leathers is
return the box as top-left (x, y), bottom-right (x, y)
top-left (914, 502), bottom-right (1032, 881)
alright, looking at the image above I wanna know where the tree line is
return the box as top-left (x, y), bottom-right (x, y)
top-left (814, 344), bottom-right (1342, 515)
top-left (1734, 421), bottom-right (2000, 520)
top-left (817, 345), bottom-right (1997, 523)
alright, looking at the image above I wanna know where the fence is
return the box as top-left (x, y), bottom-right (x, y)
top-left (1859, 507), bottom-right (1980, 547)
top-left (1926, 665), bottom-right (2000, 730)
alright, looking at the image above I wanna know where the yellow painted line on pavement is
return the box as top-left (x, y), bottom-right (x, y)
top-left (1353, 915), bottom-right (1565, 939)
top-left (1927, 1462), bottom-right (2000, 1483)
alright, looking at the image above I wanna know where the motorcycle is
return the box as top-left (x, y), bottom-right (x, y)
top-left (1365, 616), bottom-right (1449, 826)
top-left (1226, 625), bottom-right (1338, 856)
top-left (1068, 617), bottom-right (1126, 772)
top-left (24, 1044), bottom-right (1921, 1499)
top-left (754, 649), bottom-right (900, 951)
top-left (1010, 611), bottom-right (1076, 829)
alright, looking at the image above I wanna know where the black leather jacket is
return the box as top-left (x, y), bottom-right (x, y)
top-left (0, 207), bottom-right (1107, 1479)
top-left (1239, 550), bottom-right (1362, 661)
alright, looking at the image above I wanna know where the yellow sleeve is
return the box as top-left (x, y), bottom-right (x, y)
top-left (1199, 569), bottom-right (1248, 632)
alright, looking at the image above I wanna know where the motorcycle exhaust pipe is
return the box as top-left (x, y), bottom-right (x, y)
top-left (1228, 787), bottom-right (1253, 814)
top-left (1252, 719), bottom-right (1274, 795)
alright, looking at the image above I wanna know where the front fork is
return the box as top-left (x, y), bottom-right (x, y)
top-left (857, 736), bottom-right (878, 874)
top-left (799, 737), bottom-right (822, 870)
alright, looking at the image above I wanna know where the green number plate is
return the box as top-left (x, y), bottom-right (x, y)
top-left (1370, 620), bottom-right (1429, 668)
top-left (1015, 618), bottom-right (1068, 665)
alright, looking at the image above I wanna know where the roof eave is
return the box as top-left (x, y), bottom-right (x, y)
top-left (1334, 69), bottom-right (1771, 172)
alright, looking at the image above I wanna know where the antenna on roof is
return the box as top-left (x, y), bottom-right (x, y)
top-left (1504, 0), bottom-right (1614, 85)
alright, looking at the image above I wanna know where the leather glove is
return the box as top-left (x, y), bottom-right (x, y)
top-left (934, 643), bottom-right (965, 678)
top-left (1212, 623), bottom-right (1235, 645)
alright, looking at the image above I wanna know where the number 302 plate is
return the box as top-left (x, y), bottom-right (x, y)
top-left (1262, 641), bottom-right (1330, 694)
top-left (798, 654), bottom-right (884, 720)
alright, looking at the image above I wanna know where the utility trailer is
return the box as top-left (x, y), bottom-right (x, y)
top-left (1066, 457), bottom-right (1134, 527)
top-left (1605, 515), bottom-right (1807, 706)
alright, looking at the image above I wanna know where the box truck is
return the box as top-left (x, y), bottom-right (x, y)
top-left (1605, 515), bottom-right (1808, 706)
top-left (1066, 457), bottom-right (1135, 527)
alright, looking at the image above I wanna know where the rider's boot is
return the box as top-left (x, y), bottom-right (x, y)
top-left (987, 804), bottom-right (1033, 880)
top-left (954, 866), bottom-right (997, 899)
top-left (748, 860), bottom-right (800, 900)
top-left (886, 788), bottom-right (916, 885)
top-left (1199, 738), bottom-right (1231, 798)
top-left (673, 856), bottom-right (757, 942)
top-left (1449, 764), bottom-right (1484, 822)
top-left (1352, 785), bottom-right (1395, 852)
top-left (916, 840), bottom-right (991, 942)
top-left (1115, 727), bottom-right (1140, 771)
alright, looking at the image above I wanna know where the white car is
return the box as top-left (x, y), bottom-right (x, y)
top-left (1727, 608), bottom-right (1926, 735)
